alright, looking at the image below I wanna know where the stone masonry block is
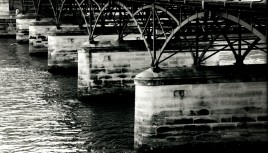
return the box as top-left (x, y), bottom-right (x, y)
top-left (91, 68), bottom-right (106, 74)
top-left (106, 68), bottom-right (122, 74)
top-left (220, 98), bottom-right (249, 106)
top-left (193, 116), bottom-right (219, 124)
top-left (233, 90), bottom-right (263, 98)
top-left (136, 125), bottom-right (157, 134)
top-left (243, 106), bottom-right (268, 114)
top-left (112, 63), bottom-right (131, 68)
top-left (158, 110), bottom-right (183, 118)
top-left (178, 98), bottom-right (216, 108)
top-left (165, 117), bottom-right (194, 125)
top-left (103, 80), bottom-right (122, 87)
top-left (92, 80), bottom-right (103, 86)
top-left (90, 74), bottom-right (98, 80)
top-left (197, 109), bottom-right (210, 115)
top-left (248, 98), bottom-right (267, 108)
top-left (183, 107), bottom-right (211, 116)
top-left (211, 123), bottom-right (237, 131)
top-left (194, 133), bottom-right (221, 141)
top-left (221, 116), bottom-right (232, 122)
top-left (237, 122), bottom-right (268, 129)
top-left (204, 84), bottom-right (220, 90)
top-left (98, 74), bottom-right (112, 80)
top-left (156, 126), bottom-right (177, 134)
top-left (113, 73), bottom-right (129, 79)
top-left (135, 116), bottom-right (165, 126)
top-left (232, 116), bottom-right (256, 122)
top-left (219, 83), bottom-right (246, 90)
top-left (257, 116), bottom-right (268, 121)
top-left (183, 125), bottom-right (211, 131)
top-left (211, 108), bottom-right (247, 115)
top-left (210, 90), bottom-right (233, 98)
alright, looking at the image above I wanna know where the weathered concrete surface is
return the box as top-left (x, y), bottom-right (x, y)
top-left (0, 0), bottom-right (9, 15)
top-left (77, 39), bottom-right (196, 98)
top-left (0, 16), bottom-right (16, 37)
top-left (134, 65), bottom-right (268, 152)
top-left (77, 41), bottom-right (143, 98)
top-left (48, 25), bottom-right (88, 73)
top-left (16, 13), bottom-right (36, 43)
top-left (0, 0), bottom-right (16, 37)
top-left (29, 18), bottom-right (55, 55)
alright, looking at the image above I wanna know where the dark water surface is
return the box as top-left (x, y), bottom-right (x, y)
top-left (0, 38), bottom-right (135, 153)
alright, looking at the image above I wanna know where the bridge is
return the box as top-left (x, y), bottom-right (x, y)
top-left (1, 0), bottom-right (268, 152)
top-left (7, 0), bottom-right (267, 67)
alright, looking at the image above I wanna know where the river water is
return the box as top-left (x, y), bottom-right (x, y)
top-left (0, 38), bottom-right (135, 153)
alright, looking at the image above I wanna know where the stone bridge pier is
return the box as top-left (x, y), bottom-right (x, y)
top-left (29, 18), bottom-right (55, 55)
top-left (0, 0), bottom-right (10, 15)
top-left (134, 65), bottom-right (268, 152)
top-left (0, 0), bottom-right (16, 36)
top-left (48, 25), bottom-right (88, 73)
top-left (16, 13), bottom-right (35, 43)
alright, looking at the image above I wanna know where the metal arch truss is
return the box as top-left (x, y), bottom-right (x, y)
top-left (74, 0), bottom-right (101, 37)
top-left (159, 10), bottom-right (267, 68)
top-left (47, 0), bottom-right (90, 28)
top-left (19, 0), bottom-right (96, 29)
top-left (87, 1), bottom-right (184, 66)
top-left (80, 1), bottom-right (267, 70)
top-left (18, 0), bottom-right (267, 70)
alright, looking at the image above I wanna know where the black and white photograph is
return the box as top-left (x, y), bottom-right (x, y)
top-left (0, 0), bottom-right (267, 152)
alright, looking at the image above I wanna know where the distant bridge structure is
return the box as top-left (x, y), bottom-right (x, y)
top-left (14, 0), bottom-right (267, 69)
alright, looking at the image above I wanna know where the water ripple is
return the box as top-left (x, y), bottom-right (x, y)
top-left (0, 39), bottom-right (135, 153)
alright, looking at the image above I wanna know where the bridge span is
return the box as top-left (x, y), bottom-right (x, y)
top-left (10, 0), bottom-right (267, 67)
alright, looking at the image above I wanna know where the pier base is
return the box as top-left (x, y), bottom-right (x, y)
top-left (47, 25), bottom-right (88, 73)
top-left (29, 18), bottom-right (55, 55)
top-left (16, 13), bottom-right (35, 43)
top-left (77, 40), bottom-right (146, 98)
top-left (134, 65), bottom-right (268, 152)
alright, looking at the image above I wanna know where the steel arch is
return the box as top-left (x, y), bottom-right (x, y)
top-left (220, 13), bottom-right (266, 42)
top-left (133, 4), bottom-right (180, 25)
top-left (157, 11), bottom-right (266, 67)
top-left (90, 1), bottom-right (153, 61)
top-left (132, 4), bottom-right (181, 66)
top-left (48, 0), bottom-right (66, 28)
top-left (74, 0), bottom-right (101, 39)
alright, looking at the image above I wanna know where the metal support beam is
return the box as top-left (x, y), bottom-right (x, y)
top-left (152, 3), bottom-right (158, 71)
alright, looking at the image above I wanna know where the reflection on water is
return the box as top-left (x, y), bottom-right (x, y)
top-left (0, 38), bottom-right (135, 153)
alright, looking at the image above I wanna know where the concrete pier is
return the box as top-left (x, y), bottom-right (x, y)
top-left (0, 0), bottom-right (9, 15)
top-left (0, 16), bottom-right (16, 37)
top-left (0, 0), bottom-right (16, 37)
top-left (47, 25), bottom-right (88, 73)
top-left (134, 65), bottom-right (268, 152)
top-left (77, 39), bottom-right (196, 98)
top-left (16, 13), bottom-right (35, 43)
top-left (77, 40), bottom-right (147, 98)
top-left (29, 18), bottom-right (55, 55)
